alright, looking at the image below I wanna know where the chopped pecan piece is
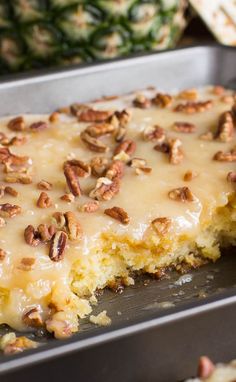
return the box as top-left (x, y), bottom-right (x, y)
top-left (143, 125), bottom-right (165, 142)
top-left (113, 109), bottom-right (132, 127)
top-left (37, 192), bottom-right (52, 208)
top-left (19, 257), bottom-right (36, 271)
top-left (49, 111), bottom-right (60, 123)
top-left (152, 93), bottom-right (172, 108)
top-left (22, 307), bottom-right (43, 327)
top-left (178, 88), bottom-right (198, 101)
top-left (78, 108), bottom-right (112, 122)
top-left (104, 206), bottom-right (130, 225)
top-left (29, 121), bottom-right (48, 131)
top-left (80, 201), bottom-right (100, 213)
top-left (64, 159), bottom-right (91, 178)
top-left (0, 147), bottom-right (11, 163)
top-left (64, 211), bottom-right (83, 241)
top-left (213, 149), bottom-right (236, 162)
top-left (24, 225), bottom-right (41, 247)
top-left (0, 203), bottom-right (21, 218)
top-left (114, 125), bottom-right (126, 142)
top-left (7, 116), bottom-right (25, 132)
top-left (4, 173), bottom-right (32, 184)
top-left (183, 170), bottom-right (198, 181)
top-left (153, 142), bottom-right (170, 153)
top-left (9, 135), bottom-right (27, 146)
top-left (0, 249), bottom-right (6, 261)
top-left (49, 231), bottom-right (67, 262)
top-left (114, 139), bottom-right (136, 157)
top-left (85, 123), bottom-right (115, 137)
top-left (168, 187), bottom-right (195, 202)
top-left (90, 156), bottom-right (109, 177)
top-left (227, 171), bottom-right (236, 183)
top-left (64, 165), bottom-right (81, 197)
top-left (168, 138), bottom-right (184, 165)
top-left (0, 217), bottom-right (6, 227)
top-left (89, 177), bottom-right (120, 201)
top-left (133, 94), bottom-right (151, 109)
top-left (172, 121), bottom-right (196, 133)
top-left (46, 315), bottom-right (73, 339)
top-left (60, 193), bottom-right (75, 203)
top-left (37, 180), bottom-right (53, 191)
top-left (0, 147), bottom-right (29, 166)
top-left (174, 100), bottom-right (213, 113)
top-left (151, 217), bottom-right (171, 235)
top-left (129, 157), bottom-right (152, 175)
top-left (37, 224), bottom-right (56, 242)
top-left (106, 160), bottom-right (125, 180)
top-left (80, 131), bottom-right (109, 153)
top-left (199, 131), bottom-right (213, 141)
top-left (4, 186), bottom-right (18, 197)
top-left (215, 111), bottom-right (234, 142)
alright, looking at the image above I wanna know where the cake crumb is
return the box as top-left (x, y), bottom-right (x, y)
top-left (89, 310), bottom-right (111, 326)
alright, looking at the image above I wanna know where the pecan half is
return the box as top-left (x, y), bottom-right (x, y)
top-left (37, 180), bottom-right (53, 191)
top-left (7, 116), bottom-right (25, 132)
top-left (172, 122), bottom-right (196, 133)
top-left (174, 100), bottom-right (213, 113)
top-left (133, 94), bottom-right (151, 109)
top-left (80, 131), bottom-right (109, 153)
top-left (215, 111), bottom-right (234, 142)
top-left (37, 192), bottom-right (52, 208)
top-left (143, 125), bottom-right (166, 142)
top-left (49, 231), bottom-right (67, 262)
top-left (80, 201), bottom-right (99, 213)
top-left (29, 121), bottom-right (48, 132)
top-left (227, 171), bottom-right (236, 183)
top-left (64, 165), bottom-right (81, 197)
top-left (168, 187), bottom-right (195, 202)
top-left (64, 159), bottom-right (91, 178)
top-left (0, 203), bottom-right (21, 218)
top-left (168, 138), bottom-right (184, 165)
top-left (104, 206), bottom-right (130, 225)
top-left (213, 149), bottom-right (236, 162)
top-left (90, 156), bottom-right (109, 177)
top-left (22, 307), bottom-right (43, 327)
top-left (183, 170), bottom-right (198, 181)
top-left (152, 93), bottom-right (172, 108)
top-left (89, 177), bottom-right (120, 201)
top-left (78, 108), bottom-right (112, 123)
top-left (37, 224), bottom-right (56, 242)
top-left (64, 211), bottom-right (83, 241)
top-left (178, 88), bottom-right (198, 101)
top-left (151, 217), bottom-right (171, 235)
top-left (106, 160), bottom-right (125, 180)
top-left (85, 123), bottom-right (115, 137)
top-left (114, 139), bottom-right (136, 157)
top-left (24, 225), bottom-right (41, 247)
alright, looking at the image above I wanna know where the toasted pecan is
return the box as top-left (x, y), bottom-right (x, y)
top-left (215, 111), bottom-right (234, 142)
top-left (90, 156), bottom-right (109, 177)
top-left (114, 139), bottom-right (136, 157)
top-left (49, 231), bottom-right (67, 262)
top-left (89, 177), bottom-right (120, 201)
top-left (7, 116), bottom-right (25, 132)
top-left (151, 217), bottom-right (171, 235)
top-left (29, 121), bottom-right (48, 132)
top-left (80, 201), bottom-right (99, 213)
top-left (4, 173), bottom-right (32, 184)
top-left (64, 159), bottom-right (91, 178)
top-left (106, 160), bottom-right (125, 180)
top-left (22, 307), bottom-right (43, 327)
top-left (143, 125), bottom-right (165, 142)
top-left (178, 88), bottom-right (198, 101)
top-left (199, 131), bottom-right (214, 141)
top-left (104, 206), bottom-right (130, 225)
top-left (37, 180), bottom-right (53, 191)
top-left (183, 170), bottom-right (198, 181)
top-left (133, 94), bottom-right (151, 109)
top-left (85, 123), bottom-right (115, 137)
top-left (0, 203), bottom-right (21, 218)
top-left (24, 225), bottom-right (41, 247)
top-left (213, 149), bottom-right (236, 162)
top-left (64, 165), bottom-right (82, 197)
top-left (64, 211), bottom-right (83, 241)
top-left (37, 192), bottom-right (52, 208)
top-left (60, 193), bottom-right (75, 203)
top-left (172, 122), bottom-right (196, 133)
top-left (168, 138), bottom-right (184, 165)
top-left (78, 108), bottom-right (112, 122)
top-left (174, 100), bottom-right (213, 114)
top-left (4, 186), bottom-right (18, 197)
top-left (80, 131), bottom-right (109, 153)
top-left (52, 212), bottom-right (66, 229)
top-left (37, 224), bottom-right (56, 242)
top-left (152, 93), bottom-right (172, 108)
top-left (168, 187), bottom-right (195, 202)
top-left (129, 157), bottom-right (152, 175)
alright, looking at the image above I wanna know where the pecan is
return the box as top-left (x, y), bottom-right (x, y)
top-left (80, 131), bottom-right (109, 153)
top-left (135, 167), bottom-right (152, 175)
top-left (151, 217), bottom-right (171, 235)
top-left (174, 100), bottom-right (213, 113)
top-left (172, 122), bottom-right (196, 133)
top-left (49, 111), bottom-right (60, 123)
top-left (22, 307), bottom-right (43, 327)
top-left (37, 180), bottom-right (52, 191)
top-left (90, 156), bottom-right (109, 177)
top-left (227, 172), bottom-right (236, 183)
top-left (129, 157), bottom-right (152, 175)
top-left (114, 139), bottom-right (136, 157)
top-left (46, 316), bottom-right (73, 339)
top-left (52, 212), bottom-right (66, 229)
top-left (168, 187), bottom-right (195, 202)
top-left (104, 206), bottom-right (130, 225)
top-left (4, 186), bottom-right (18, 197)
top-left (70, 103), bottom-right (89, 117)
top-left (85, 123), bottom-right (115, 137)
top-left (113, 109), bottom-right (132, 127)
top-left (80, 201), bottom-right (99, 213)
top-left (64, 165), bottom-right (81, 197)
top-left (199, 131), bottom-right (213, 141)
top-left (213, 149), bottom-right (236, 162)
top-left (4, 173), bottom-right (32, 184)
top-left (114, 125), bottom-right (126, 142)
top-left (7, 116), bottom-right (25, 132)
top-left (64, 159), bottom-right (91, 178)
top-left (168, 138), bottom-right (184, 165)
top-left (0, 203), bottom-right (21, 218)
top-left (178, 88), bottom-right (198, 101)
top-left (133, 94), bottom-right (151, 109)
top-left (78, 108), bottom-right (112, 122)
top-left (183, 170), bottom-right (198, 181)
top-left (106, 160), bottom-right (125, 180)
top-left (37, 192), bottom-right (52, 208)
top-left (64, 211), bottom-right (83, 241)
top-left (153, 142), bottom-right (170, 153)
top-left (143, 125), bottom-right (165, 142)
top-left (29, 121), bottom-right (48, 131)
top-left (0, 147), bottom-right (29, 166)
top-left (152, 93), bottom-right (172, 108)
top-left (24, 225), bottom-right (41, 246)
top-left (0, 147), bottom-right (11, 163)
top-left (89, 177), bottom-right (120, 201)
top-left (0, 217), bottom-right (6, 227)
top-left (37, 224), bottom-right (56, 242)
top-left (8, 136), bottom-right (27, 146)
top-left (0, 249), bottom-right (6, 261)
top-left (215, 111), bottom-right (234, 142)
top-left (60, 193), bottom-right (75, 203)
top-left (197, 356), bottom-right (215, 379)
top-left (49, 231), bottom-right (67, 262)
top-left (19, 257), bottom-right (35, 271)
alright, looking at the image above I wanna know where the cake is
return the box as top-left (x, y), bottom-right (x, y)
top-left (0, 84), bottom-right (236, 351)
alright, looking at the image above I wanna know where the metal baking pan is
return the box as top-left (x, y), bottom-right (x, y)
top-left (1, 45), bottom-right (236, 382)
